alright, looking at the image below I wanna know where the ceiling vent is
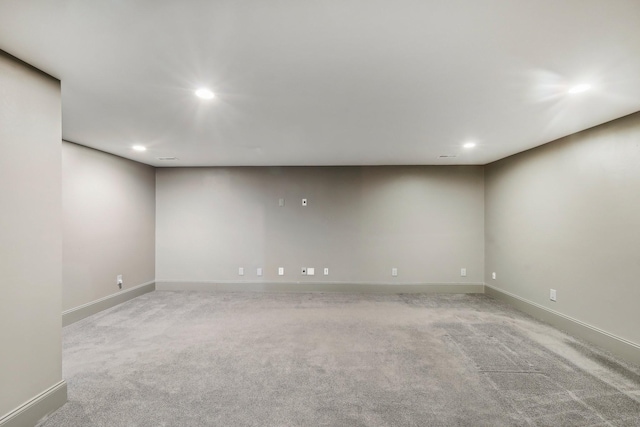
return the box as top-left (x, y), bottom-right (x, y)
top-left (438, 155), bottom-right (457, 158)
top-left (157, 157), bottom-right (179, 161)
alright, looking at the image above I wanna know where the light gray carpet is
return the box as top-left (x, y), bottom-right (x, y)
top-left (40, 292), bottom-right (640, 426)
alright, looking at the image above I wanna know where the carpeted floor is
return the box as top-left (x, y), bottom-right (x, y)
top-left (39, 291), bottom-right (640, 426)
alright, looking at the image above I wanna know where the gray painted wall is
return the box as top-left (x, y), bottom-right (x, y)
top-left (156, 166), bottom-right (484, 285)
top-left (0, 52), bottom-right (63, 417)
top-left (62, 142), bottom-right (156, 311)
top-left (485, 111), bottom-right (640, 346)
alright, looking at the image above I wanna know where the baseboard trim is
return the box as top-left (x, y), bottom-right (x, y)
top-left (62, 281), bottom-right (156, 326)
top-left (0, 381), bottom-right (67, 427)
top-left (156, 281), bottom-right (484, 294)
top-left (484, 284), bottom-right (640, 366)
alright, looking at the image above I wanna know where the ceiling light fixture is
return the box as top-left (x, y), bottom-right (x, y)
top-left (132, 145), bottom-right (147, 152)
top-left (567, 83), bottom-right (591, 94)
top-left (195, 88), bottom-right (215, 99)
top-left (463, 142), bottom-right (476, 149)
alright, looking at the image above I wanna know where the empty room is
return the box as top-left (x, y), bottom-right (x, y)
top-left (1, 1), bottom-right (640, 426)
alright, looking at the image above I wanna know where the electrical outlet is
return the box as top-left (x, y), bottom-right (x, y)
top-left (550, 289), bottom-right (557, 302)
top-left (391, 267), bottom-right (398, 277)
top-left (460, 268), bottom-right (467, 277)
top-left (278, 267), bottom-right (284, 276)
top-left (238, 267), bottom-right (244, 276)
top-left (116, 274), bottom-right (123, 289)
top-left (492, 272), bottom-right (496, 280)
top-left (324, 267), bottom-right (329, 275)
top-left (257, 267), bottom-right (263, 276)
top-left (307, 268), bottom-right (315, 276)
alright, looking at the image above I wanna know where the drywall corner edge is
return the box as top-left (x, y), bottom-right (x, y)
top-left (484, 284), bottom-right (640, 367)
top-left (0, 381), bottom-right (66, 427)
top-left (62, 281), bottom-right (155, 326)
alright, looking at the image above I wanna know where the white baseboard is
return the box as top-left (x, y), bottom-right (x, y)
top-left (485, 284), bottom-right (640, 367)
top-left (62, 281), bottom-right (155, 326)
top-left (156, 280), bottom-right (484, 294)
top-left (0, 381), bottom-right (67, 427)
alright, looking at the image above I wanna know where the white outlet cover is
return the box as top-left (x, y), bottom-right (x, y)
top-left (302, 198), bottom-right (307, 206)
top-left (324, 267), bottom-right (329, 275)
top-left (117, 274), bottom-right (123, 283)
top-left (550, 289), bottom-right (557, 301)
top-left (492, 272), bottom-right (496, 280)
top-left (278, 267), bottom-right (284, 276)
top-left (460, 268), bottom-right (467, 277)
top-left (257, 267), bottom-right (263, 276)
top-left (307, 267), bottom-right (315, 276)
top-left (278, 198), bottom-right (284, 207)
top-left (391, 268), bottom-right (398, 277)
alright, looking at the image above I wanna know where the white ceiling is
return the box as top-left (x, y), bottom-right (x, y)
top-left (1, 1), bottom-right (640, 167)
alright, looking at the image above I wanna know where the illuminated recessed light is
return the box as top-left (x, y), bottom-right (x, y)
top-left (132, 145), bottom-right (147, 152)
top-left (195, 88), bottom-right (215, 99)
top-left (567, 84), bottom-right (591, 94)
top-left (463, 142), bottom-right (476, 149)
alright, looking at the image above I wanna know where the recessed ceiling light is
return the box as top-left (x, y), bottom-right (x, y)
top-left (132, 145), bottom-right (147, 152)
top-left (567, 84), bottom-right (591, 94)
top-left (195, 88), bottom-right (215, 99)
top-left (463, 142), bottom-right (476, 149)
